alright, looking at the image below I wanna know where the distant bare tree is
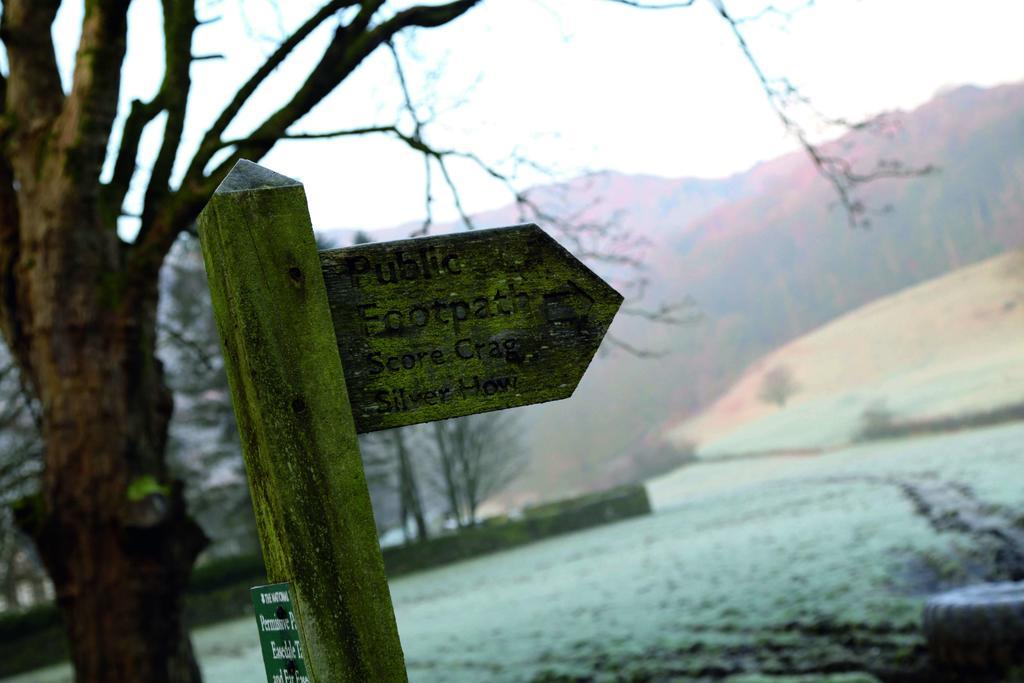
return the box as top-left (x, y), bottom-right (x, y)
top-left (429, 412), bottom-right (526, 526)
top-left (392, 428), bottom-right (430, 541)
top-left (159, 236), bottom-right (255, 559)
top-left (360, 426), bottom-right (431, 543)
top-left (759, 365), bottom-right (798, 407)
top-left (356, 423), bottom-right (432, 540)
top-left (0, 344), bottom-right (43, 610)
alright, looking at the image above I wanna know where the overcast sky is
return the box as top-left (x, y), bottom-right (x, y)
top-left (30, 0), bottom-right (1024, 234)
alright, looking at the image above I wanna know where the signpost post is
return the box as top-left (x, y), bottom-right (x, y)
top-left (196, 160), bottom-right (623, 682)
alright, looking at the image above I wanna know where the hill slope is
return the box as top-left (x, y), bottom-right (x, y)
top-left (665, 250), bottom-right (1024, 457)
top-left (331, 81), bottom-right (1024, 499)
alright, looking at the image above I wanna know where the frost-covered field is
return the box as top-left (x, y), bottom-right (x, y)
top-left (8, 424), bottom-right (1024, 682)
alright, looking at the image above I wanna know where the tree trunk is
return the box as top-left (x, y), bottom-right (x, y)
top-left (432, 423), bottom-right (465, 528)
top-left (7, 172), bottom-right (208, 681)
top-left (394, 431), bottom-right (428, 542)
top-left (14, 304), bottom-right (209, 681)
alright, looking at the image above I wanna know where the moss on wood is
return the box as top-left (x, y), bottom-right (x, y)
top-left (196, 160), bottom-right (406, 682)
top-left (319, 224), bottom-right (623, 433)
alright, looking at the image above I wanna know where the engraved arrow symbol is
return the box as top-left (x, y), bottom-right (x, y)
top-left (543, 280), bottom-right (595, 325)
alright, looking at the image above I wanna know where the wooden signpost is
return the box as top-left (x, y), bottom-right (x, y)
top-left (196, 160), bottom-right (623, 682)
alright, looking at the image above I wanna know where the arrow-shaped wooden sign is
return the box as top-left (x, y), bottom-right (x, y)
top-left (319, 224), bottom-right (623, 433)
top-left (197, 160), bottom-right (624, 681)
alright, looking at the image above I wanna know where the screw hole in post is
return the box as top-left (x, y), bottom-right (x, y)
top-left (287, 266), bottom-right (303, 284)
top-left (292, 398), bottom-right (307, 414)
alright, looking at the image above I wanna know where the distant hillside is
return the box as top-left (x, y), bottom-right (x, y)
top-left (665, 250), bottom-right (1024, 457)
top-left (518, 82), bottom-right (1024, 498)
top-left (330, 81), bottom-right (1024, 500)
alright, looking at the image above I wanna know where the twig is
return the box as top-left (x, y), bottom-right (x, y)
top-left (605, 0), bottom-right (696, 7)
top-left (621, 298), bottom-right (704, 325)
top-left (158, 322), bottom-right (216, 372)
top-left (387, 39), bottom-right (439, 234)
top-left (711, 0), bottom-right (935, 227)
top-left (604, 333), bottom-right (669, 358)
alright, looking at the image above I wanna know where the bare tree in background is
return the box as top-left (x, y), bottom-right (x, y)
top-left (759, 365), bottom-right (798, 407)
top-left (359, 426), bottom-right (431, 542)
top-left (355, 430), bottom-right (402, 537)
top-left (0, 1), bottom-right (928, 679)
top-left (392, 428), bottom-right (430, 541)
top-left (0, 344), bottom-right (42, 610)
top-left (159, 235), bottom-right (258, 558)
top-left (429, 412), bottom-right (526, 527)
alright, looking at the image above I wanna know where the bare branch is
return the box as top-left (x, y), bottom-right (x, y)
top-left (621, 297), bottom-right (704, 325)
top-left (158, 322), bottom-right (215, 373)
top-left (221, 125), bottom-right (400, 146)
top-left (130, 1), bottom-right (481, 298)
top-left (386, 40), bottom-right (436, 234)
top-left (99, 98), bottom-right (162, 225)
top-left (385, 38), bottom-right (477, 230)
top-left (205, 0), bottom-right (481, 181)
top-left (435, 154), bottom-right (475, 229)
top-left (181, 0), bottom-right (357, 187)
top-left (732, 1), bottom-right (814, 24)
top-left (135, 2), bottom-right (675, 363)
top-left (604, 0), bottom-right (696, 8)
top-left (712, 0), bottom-right (934, 227)
top-left (126, 1), bottom-right (367, 289)
top-left (604, 333), bottom-right (669, 358)
top-left (103, 2), bottom-right (205, 235)
top-left (58, 1), bottom-right (132, 188)
top-left (136, 1), bottom-right (197, 242)
top-left (134, 2), bottom-right (386, 280)
top-left (420, 150), bottom-right (435, 235)
top-left (614, 0), bottom-right (931, 227)
top-left (260, 119), bottom-right (650, 308)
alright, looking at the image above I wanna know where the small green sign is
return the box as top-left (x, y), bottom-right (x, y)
top-left (251, 582), bottom-right (310, 683)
